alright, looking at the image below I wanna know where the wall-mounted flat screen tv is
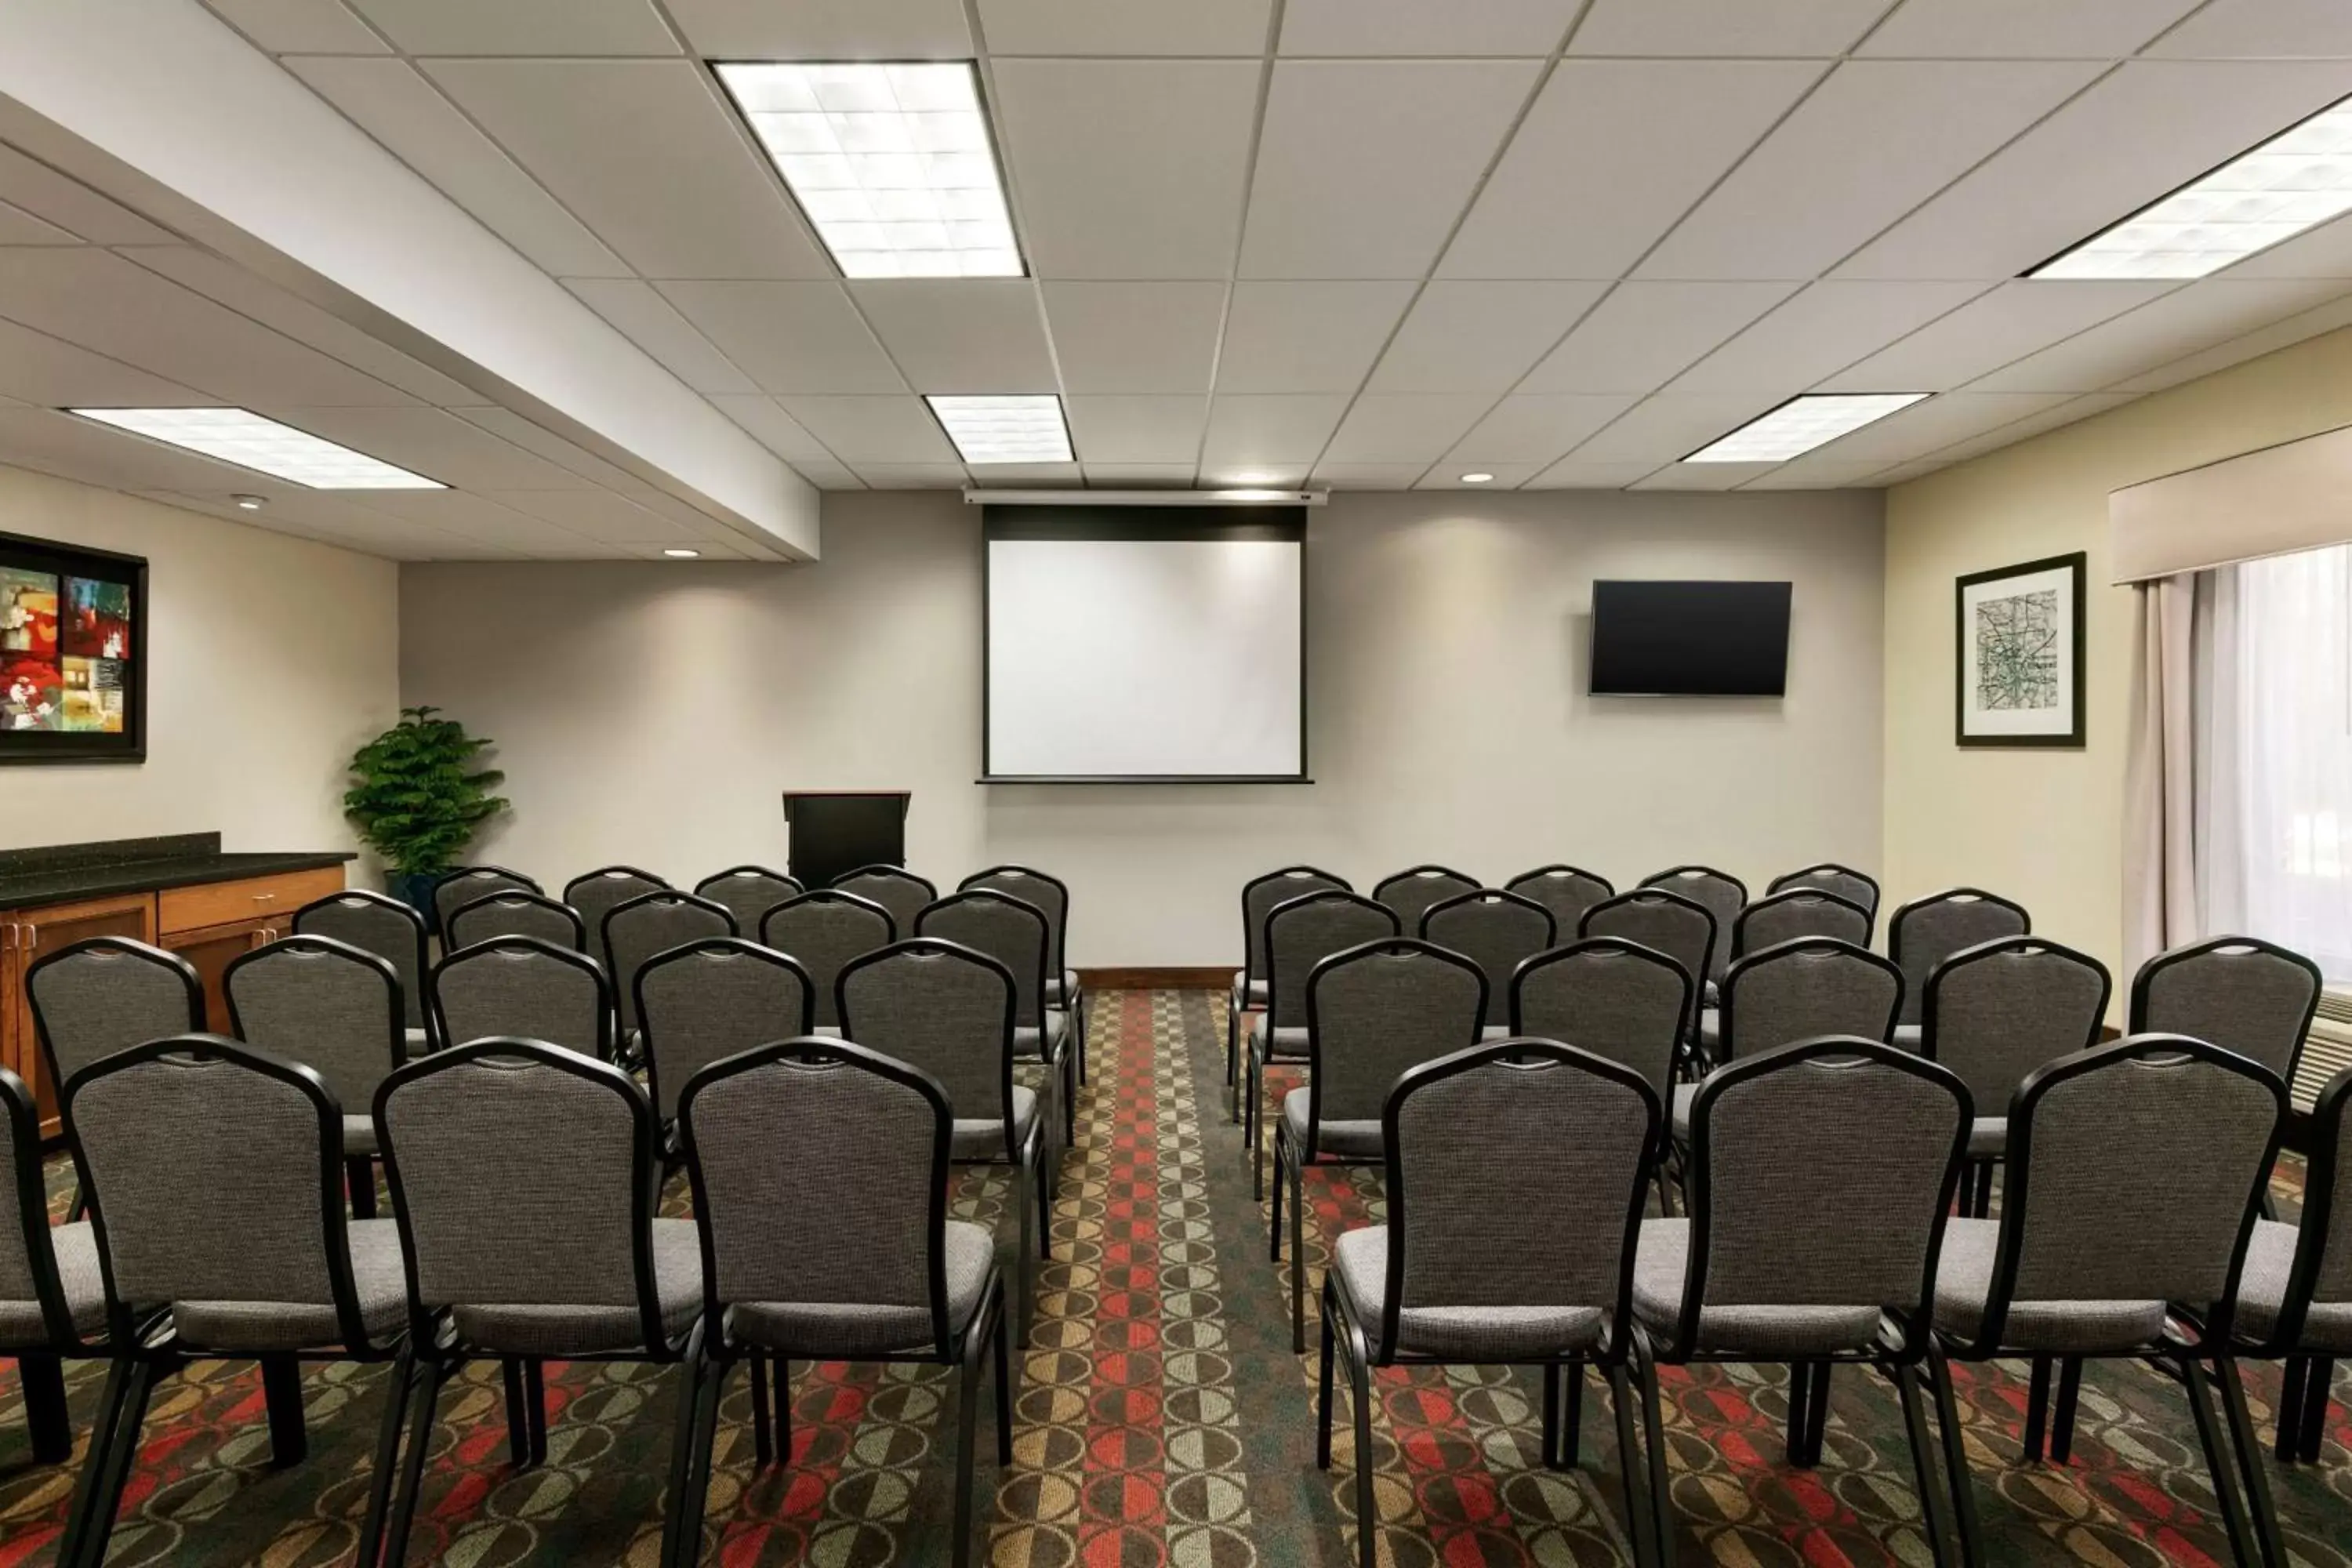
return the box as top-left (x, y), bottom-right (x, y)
top-left (1589, 579), bottom-right (1791, 697)
top-left (0, 531), bottom-right (147, 763)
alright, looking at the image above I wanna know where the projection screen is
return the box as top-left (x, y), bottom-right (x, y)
top-left (982, 508), bottom-right (1307, 782)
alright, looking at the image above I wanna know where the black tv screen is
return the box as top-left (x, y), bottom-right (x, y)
top-left (1588, 580), bottom-right (1791, 697)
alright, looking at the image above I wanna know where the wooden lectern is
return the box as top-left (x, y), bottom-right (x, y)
top-left (782, 791), bottom-right (910, 889)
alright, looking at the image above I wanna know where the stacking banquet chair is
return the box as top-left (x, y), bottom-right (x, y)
top-left (444, 888), bottom-right (586, 954)
top-left (61, 1037), bottom-right (412, 1568)
top-left (831, 865), bottom-right (937, 937)
top-left (26, 936), bottom-right (204, 1215)
top-left (838, 940), bottom-right (1049, 1346)
top-left (0, 1064), bottom-right (107, 1473)
top-left (427, 935), bottom-right (613, 1062)
top-left (1419, 889), bottom-right (1554, 1036)
top-left (1246, 891), bottom-right (1398, 1172)
top-left (1632, 1038), bottom-right (1970, 1567)
top-left (1272, 938), bottom-right (1485, 1352)
top-left (1889, 889), bottom-right (2030, 1047)
top-left (676, 1039), bottom-right (1014, 1568)
top-left (429, 864), bottom-right (539, 938)
top-left (1766, 863), bottom-right (1882, 931)
top-left (370, 1039), bottom-right (705, 1568)
top-left (225, 935), bottom-right (406, 1218)
top-left (1918, 937), bottom-right (2109, 1223)
top-left (561, 866), bottom-right (670, 958)
top-left (2235, 1065), bottom-right (2352, 1471)
top-left (1579, 890), bottom-right (1715, 1068)
top-left (692, 866), bottom-right (802, 938)
top-left (2131, 935), bottom-right (2323, 1109)
top-left (1730, 887), bottom-right (1871, 961)
top-left (1230, 866), bottom-right (1352, 1105)
top-left (1639, 866), bottom-right (1747, 998)
top-left (1512, 939), bottom-right (1693, 1214)
top-left (919, 889), bottom-right (1076, 1157)
top-left (1371, 865), bottom-right (1480, 935)
top-left (961, 866), bottom-right (1086, 1083)
top-left (1677, 939), bottom-right (1903, 1157)
top-left (1319, 1040), bottom-right (1661, 1568)
top-left (1504, 865), bottom-right (1614, 944)
top-left (1925, 1036), bottom-right (2286, 1568)
top-left (293, 889), bottom-right (430, 1057)
top-left (603, 890), bottom-right (735, 1060)
top-left (636, 938), bottom-right (815, 1142)
top-left (760, 890), bottom-right (896, 1033)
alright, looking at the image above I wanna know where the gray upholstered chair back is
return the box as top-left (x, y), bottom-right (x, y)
top-left (432, 866), bottom-right (539, 935)
top-left (1767, 864), bottom-right (1880, 924)
top-left (27, 938), bottom-right (203, 1089)
top-left (603, 891), bottom-right (735, 1030)
top-left (760, 891), bottom-right (895, 1029)
top-left (1579, 891), bottom-right (1712, 1034)
top-left (1388, 1043), bottom-right (1657, 1327)
top-left (1732, 890), bottom-right (1871, 960)
top-left (446, 891), bottom-right (585, 953)
top-left (837, 941), bottom-right (1015, 1132)
top-left (1241, 867), bottom-right (1350, 984)
top-left (1922, 937), bottom-right (2110, 1115)
top-left (1306, 941), bottom-right (1486, 1131)
top-left (226, 937), bottom-right (402, 1112)
top-left (830, 867), bottom-right (937, 935)
top-left (0, 1069), bottom-right (63, 1343)
top-left (294, 891), bottom-right (428, 1029)
top-left (1684, 1040), bottom-right (1965, 1326)
top-left (1504, 866), bottom-right (1613, 940)
top-left (637, 940), bottom-right (814, 1123)
top-left (1510, 939), bottom-right (1690, 1103)
top-left (1719, 939), bottom-right (1903, 1064)
top-left (2292, 1072), bottom-right (2352, 1336)
top-left (563, 866), bottom-right (669, 953)
top-left (429, 938), bottom-right (609, 1060)
top-left (917, 891), bottom-right (1051, 1028)
top-left (692, 868), bottom-right (802, 937)
top-left (1639, 867), bottom-right (1746, 983)
top-left (962, 866), bottom-right (1070, 978)
top-left (1265, 891), bottom-right (1398, 1029)
top-left (1419, 890), bottom-right (1554, 1033)
top-left (2130, 937), bottom-right (2322, 1086)
top-left (1889, 888), bottom-right (2028, 1026)
top-left (1373, 866), bottom-right (1480, 934)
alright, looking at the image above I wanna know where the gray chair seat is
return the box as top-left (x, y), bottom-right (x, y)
top-left (343, 1115), bottom-right (379, 1158)
top-left (1479, 1024), bottom-right (1512, 1041)
top-left (732, 1221), bottom-right (995, 1357)
top-left (450, 1217), bottom-right (702, 1356)
top-left (403, 1027), bottom-right (430, 1058)
top-left (1333, 1227), bottom-right (1605, 1360)
top-left (1931, 1217), bottom-right (2166, 1354)
top-left (1892, 1024), bottom-right (1922, 1050)
top-left (952, 1087), bottom-right (1038, 1161)
top-left (1012, 1011), bottom-right (1069, 1058)
top-left (1671, 1083), bottom-right (1697, 1140)
top-left (1632, 1218), bottom-right (1886, 1356)
top-left (1967, 1116), bottom-right (2007, 1159)
top-left (172, 1218), bottom-right (408, 1353)
top-left (1047, 970), bottom-right (1083, 1007)
top-left (1249, 1020), bottom-right (1309, 1061)
top-left (812, 1025), bottom-right (844, 1038)
top-left (2233, 1218), bottom-right (2352, 1352)
top-left (1280, 1088), bottom-right (1381, 1159)
top-left (1229, 972), bottom-right (1268, 1008)
top-left (0, 1221), bottom-right (107, 1345)
top-left (1698, 1010), bottom-right (1719, 1053)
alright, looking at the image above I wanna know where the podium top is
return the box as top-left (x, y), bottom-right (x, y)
top-left (782, 791), bottom-right (909, 821)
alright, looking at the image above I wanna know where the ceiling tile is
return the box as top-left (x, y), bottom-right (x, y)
top-left (777, 396), bottom-right (959, 463)
top-left (1042, 282), bottom-right (1225, 394)
top-left (1308, 463), bottom-right (1429, 488)
top-left (1239, 60), bottom-right (1541, 280)
top-left (566, 279), bottom-right (761, 395)
top-left (861, 463), bottom-right (974, 488)
top-left (1083, 465), bottom-right (1199, 486)
top-left (1215, 282), bottom-right (1415, 394)
top-left (989, 60), bottom-right (1261, 281)
top-left (707, 395), bottom-right (838, 462)
top-left (267, 405), bottom-right (597, 488)
top-left (2143, 0), bottom-right (2352, 58)
top-left (1971, 278), bottom-right (2352, 391)
top-left (1519, 282), bottom-right (1800, 394)
top-left (0, 145), bottom-right (176, 246)
top-left (1835, 62), bottom-right (2352, 282)
top-left (1923, 392), bottom-right (2135, 462)
top-left (1795, 390), bottom-right (2081, 463)
top-left (424, 60), bottom-right (829, 280)
top-left (1632, 463), bottom-right (1778, 490)
top-left (790, 458), bottom-right (865, 489)
top-left (1638, 61), bottom-right (2105, 281)
top-left (1440, 60), bottom-right (1824, 280)
top-left (1364, 282), bottom-right (1608, 394)
top-left (1063, 395), bottom-right (1208, 463)
top-left (288, 57), bottom-right (632, 280)
top-left (1414, 464), bottom-right (1544, 489)
top-left (848, 281), bottom-right (1055, 393)
top-left (663, 0), bottom-right (971, 56)
top-left (477, 489), bottom-right (699, 543)
top-left (445, 407), bottom-right (659, 493)
top-left (1824, 281), bottom-right (2177, 390)
top-left (0, 407), bottom-right (297, 494)
top-left (1523, 459), bottom-right (1661, 488)
top-left (1569, 0), bottom-right (1894, 56)
top-left (0, 202), bottom-right (77, 246)
top-left (1321, 394), bottom-right (1494, 464)
top-left (1561, 393), bottom-right (1781, 465)
top-left (1279, 0), bottom-right (1581, 55)
top-left (354, 489), bottom-right (609, 552)
top-left (1737, 458), bottom-right (1896, 488)
top-left (0, 318), bottom-right (218, 408)
top-left (1860, 0), bottom-right (2201, 57)
top-left (2112, 292), bottom-right (2352, 392)
top-left (1447, 394), bottom-right (1639, 463)
top-left (1200, 394), bottom-right (1351, 468)
top-left (345, 0), bottom-right (677, 54)
top-left (2221, 212), bottom-right (2352, 279)
top-left (969, 461), bottom-right (1080, 484)
top-left (1667, 281), bottom-right (1987, 396)
top-left (976, 0), bottom-right (1272, 55)
top-left (205, 0), bottom-right (390, 53)
top-left (656, 281), bottom-right (903, 394)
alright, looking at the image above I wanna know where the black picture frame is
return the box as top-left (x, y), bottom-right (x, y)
top-left (1954, 550), bottom-right (2085, 750)
top-left (0, 530), bottom-right (148, 765)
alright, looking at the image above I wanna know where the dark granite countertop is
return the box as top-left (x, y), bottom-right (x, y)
top-left (0, 833), bottom-right (357, 910)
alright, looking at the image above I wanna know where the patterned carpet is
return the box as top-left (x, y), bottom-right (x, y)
top-left (0, 990), bottom-right (2341, 1566)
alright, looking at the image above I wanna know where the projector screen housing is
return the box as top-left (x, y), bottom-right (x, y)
top-left (982, 506), bottom-right (1308, 782)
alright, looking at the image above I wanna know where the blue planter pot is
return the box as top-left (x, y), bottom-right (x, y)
top-left (385, 870), bottom-right (439, 931)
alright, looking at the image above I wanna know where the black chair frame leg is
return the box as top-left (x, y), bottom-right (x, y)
top-left (2049, 1356), bottom-right (2082, 1465)
top-left (260, 1352), bottom-right (307, 1468)
top-left (749, 1351), bottom-right (774, 1468)
top-left (381, 1354), bottom-right (451, 1568)
top-left (1890, 1361), bottom-right (1956, 1568)
top-left (2214, 1355), bottom-right (2285, 1568)
top-left (2180, 1354), bottom-right (2263, 1568)
top-left (19, 1352), bottom-right (71, 1466)
top-left (1927, 1342), bottom-right (1985, 1568)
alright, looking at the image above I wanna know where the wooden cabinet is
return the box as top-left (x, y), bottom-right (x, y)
top-left (0, 893), bottom-right (159, 1133)
top-left (157, 868), bottom-right (343, 941)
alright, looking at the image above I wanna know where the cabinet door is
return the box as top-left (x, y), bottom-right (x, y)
top-left (162, 917), bottom-right (280, 1036)
top-left (2, 893), bottom-right (160, 1134)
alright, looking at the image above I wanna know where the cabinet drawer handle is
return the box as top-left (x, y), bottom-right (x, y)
top-left (252, 892), bottom-right (277, 903)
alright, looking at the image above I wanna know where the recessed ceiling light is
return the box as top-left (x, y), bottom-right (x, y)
top-left (1229, 471), bottom-right (1276, 486)
top-left (927, 394), bottom-right (1072, 464)
top-left (232, 494), bottom-right (266, 510)
top-left (1459, 471), bottom-right (1494, 484)
top-left (67, 408), bottom-right (444, 489)
top-left (713, 61), bottom-right (1023, 280)
top-left (1686, 394), bottom-right (1929, 463)
top-left (2033, 94), bottom-right (2352, 279)
top-left (662, 548), bottom-right (702, 558)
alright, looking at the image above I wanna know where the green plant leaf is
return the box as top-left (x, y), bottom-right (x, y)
top-left (343, 706), bottom-right (512, 876)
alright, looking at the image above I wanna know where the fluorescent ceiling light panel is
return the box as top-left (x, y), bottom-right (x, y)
top-left (714, 61), bottom-right (1022, 280)
top-left (927, 395), bottom-right (1072, 464)
top-left (2034, 96), bottom-right (2352, 279)
top-left (68, 408), bottom-right (443, 488)
top-left (1686, 394), bottom-right (1928, 463)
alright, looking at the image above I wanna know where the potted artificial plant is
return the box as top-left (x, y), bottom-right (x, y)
top-left (344, 705), bottom-right (510, 921)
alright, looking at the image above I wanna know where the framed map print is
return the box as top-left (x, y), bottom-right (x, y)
top-left (1955, 551), bottom-right (2085, 748)
top-left (0, 530), bottom-right (146, 764)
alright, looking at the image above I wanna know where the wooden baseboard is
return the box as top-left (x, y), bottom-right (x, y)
top-left (1076, 966), bottom-right (1233, 991)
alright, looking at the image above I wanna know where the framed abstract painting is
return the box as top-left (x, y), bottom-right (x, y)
top-left (1955, 550), bottom-right (2085, 749)
top-left (0, 531), bottom-right (147, 764)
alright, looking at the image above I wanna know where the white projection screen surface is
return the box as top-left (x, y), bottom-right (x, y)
top-left (984, 512), bottom-right (1306, 781)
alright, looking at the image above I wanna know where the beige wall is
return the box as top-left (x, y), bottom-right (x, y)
top-left (0, 463), bottom-right (400, 858)
top-left (1884, 323), bottom-right (2352, 982)
top-left (401, 488), bottom-right (1885, 964)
